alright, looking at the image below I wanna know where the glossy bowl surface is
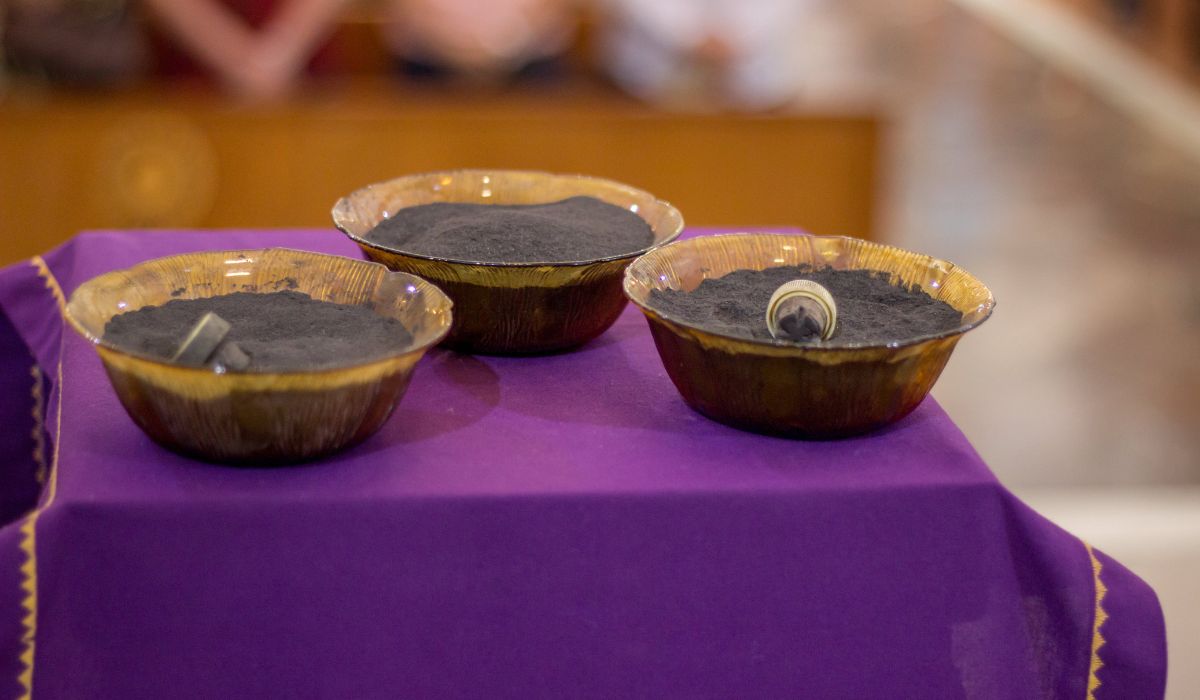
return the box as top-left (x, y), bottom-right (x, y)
top-left (65, 248), bottom-right (453, 463)
top-left (332, 169), bottom-right (684, 354)
top-left (624, 233), bottom-right (994, 437)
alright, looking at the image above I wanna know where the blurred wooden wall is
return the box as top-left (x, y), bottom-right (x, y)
top-left (0, 82), bottom-right (879, 265)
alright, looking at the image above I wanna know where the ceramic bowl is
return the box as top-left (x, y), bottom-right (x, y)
top-left (332, 169), bottom-right (684, 354)
top-left (64, 248), bottom-right (453, 463)
top-left (623, 233), bottom-right (994, 438)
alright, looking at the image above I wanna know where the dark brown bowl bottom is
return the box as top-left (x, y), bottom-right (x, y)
top-left (437, 278), bottom-right (629, 355)
top-left (354, 242), bottom-right (636, 355)
top-left (645, 319), bottom-right (960, 439)
top-left (104, 363), bottom-right (414, 464)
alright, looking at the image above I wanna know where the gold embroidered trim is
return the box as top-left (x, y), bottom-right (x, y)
top-left (16, 517), bottom-right (36, 699)
top-left (30, 366), bottom-right (46, 486)
top-left (17, 257), bottom-right (67, 699)
top-left (15, 359), bottom-right (62, 700)
top-left (1084, 541), bottom-right (1109, 700)
top-left (29, 255), bottom-right (66, 315)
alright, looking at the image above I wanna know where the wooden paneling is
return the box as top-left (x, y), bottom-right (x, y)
top-left (0, 81), bottom-right (880, 265)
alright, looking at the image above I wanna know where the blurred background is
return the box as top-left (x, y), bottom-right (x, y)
top-left (1, 0), bottom-right (1197, 693)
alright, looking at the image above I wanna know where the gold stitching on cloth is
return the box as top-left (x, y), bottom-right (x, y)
top-left (1084, 541), bottom-right (1109, 700)
top-left (17, 258), bottom-right (67, 699)
top-left (30, 366), bottom-right (46, 486)
top-left (29, 255), bottom-right (66, 314)
top-left (15, 360), bottom-right (62, 700)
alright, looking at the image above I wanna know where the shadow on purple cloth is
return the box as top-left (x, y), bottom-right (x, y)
top-left (0, 309), bottom-right (43, 528)
top-left (0, 522), bottom-right (23, 700)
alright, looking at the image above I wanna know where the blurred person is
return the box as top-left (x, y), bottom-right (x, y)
top-left (1, 0), bottom-right (148, 86)
top-left (383, 0), bottom-right (577, 84)
top-left (145, 0), bottom-right (578, 97)
top-left (596, 0), bottom-right (806, 110)
top-left (142, 0), bottom-right (347, 98)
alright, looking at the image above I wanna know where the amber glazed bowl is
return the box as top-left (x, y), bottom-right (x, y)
top-left (64, 248), bottom-right (453, 463)
top-left (624, 234), bottom-right (994, 438)
top-left (332, 169), bottom-right (684, 354)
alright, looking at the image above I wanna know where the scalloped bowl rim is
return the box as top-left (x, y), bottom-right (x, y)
top-left (64, 248), bottom-right (454, 377)
top-left (624, 233), bottom-right (996, 352)
top-left (331, 169), bottom-right (685, 268)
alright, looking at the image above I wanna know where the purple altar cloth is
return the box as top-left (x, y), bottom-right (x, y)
top-left (0, 229), bottom-right (1166, 699)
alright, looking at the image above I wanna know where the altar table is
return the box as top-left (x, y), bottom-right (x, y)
top-left (0, 229), bottom-right (1167, 698)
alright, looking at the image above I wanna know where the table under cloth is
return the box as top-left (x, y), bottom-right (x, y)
top-left (0, 229), bottom-right (1166, 699)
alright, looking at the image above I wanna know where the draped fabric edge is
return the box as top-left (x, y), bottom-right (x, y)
top-left (15, 257), bottom-right (67, 700)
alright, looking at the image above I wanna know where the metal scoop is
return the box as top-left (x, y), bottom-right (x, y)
top-left (766, 280), bottom-right (838, 342)
top-left (172, 312), bottom-right (251, 371)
